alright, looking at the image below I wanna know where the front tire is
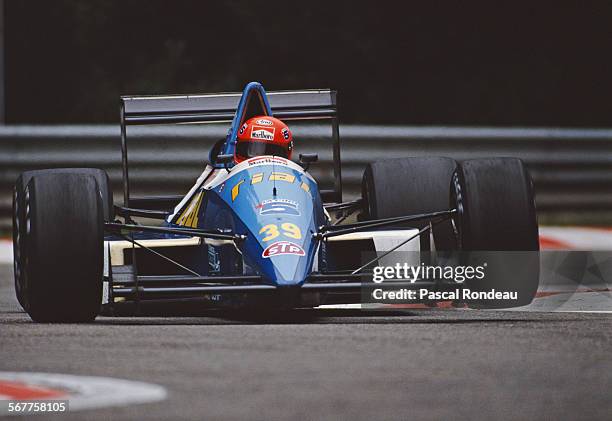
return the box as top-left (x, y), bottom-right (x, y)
top-left (20, 173), bottom-right (104, 322)
top-left (13, 168), bottom-right (111, 313)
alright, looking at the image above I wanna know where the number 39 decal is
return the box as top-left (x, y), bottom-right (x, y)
top-left (259, 223), bottom-right (302, 242)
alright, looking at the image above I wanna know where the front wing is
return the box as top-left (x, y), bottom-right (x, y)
top-left (102, 228), bottom-right (452, 308)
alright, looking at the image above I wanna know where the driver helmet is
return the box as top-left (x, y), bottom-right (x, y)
top-left (235, 116), bottom-right (293, 163)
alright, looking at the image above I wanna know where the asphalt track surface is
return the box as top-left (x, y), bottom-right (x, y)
top-left (1, 264), bottom-right (612, 420)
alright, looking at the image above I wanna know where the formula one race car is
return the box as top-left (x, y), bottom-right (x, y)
top-left (12, 82), bottom-right (540, 322)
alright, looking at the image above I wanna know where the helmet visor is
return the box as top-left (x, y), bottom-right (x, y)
top-left (236, 141), bottom-right (289, 160)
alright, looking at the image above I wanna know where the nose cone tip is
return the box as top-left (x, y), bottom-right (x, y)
top-left (260, 255), bottom-right (310, 287)
top-left (275, 278), bottom-right (306, 287)
top-left (272, 263), bottom-right (309, 286)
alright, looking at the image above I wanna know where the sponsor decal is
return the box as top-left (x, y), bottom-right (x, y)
top-left (251, 126), bottom-right (275, 141)
top-left (256, 199), bottom-right (300, 216)
top-left (269, 172), bottom-right (295, 183)
top-left (176, 190), bottom-right (204, 228)
top-left (239, 123), bottom-right (248, 135)
top-left (262, 241), bottom-right (305, 258)
top-left (281, 127), bottom-right (291, 140)
top-left (255, 118), bottom-right (273, 126)
top-left (207, 245), bottom-right (220, 272)
top-left (251, 172), bottom-right (264, 184)
top-left (246, 156), bottom-right (289, 166)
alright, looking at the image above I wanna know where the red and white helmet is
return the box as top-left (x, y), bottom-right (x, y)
top-left (235, 116), bottom-right (293, 163)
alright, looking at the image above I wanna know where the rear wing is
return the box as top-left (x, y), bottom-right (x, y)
top-left (121, 89), bottom-right (337, 124)
top-left (119, 86), bottom-right (342, 207)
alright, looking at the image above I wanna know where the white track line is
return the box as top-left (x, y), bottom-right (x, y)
top-left (0, 240), bottom-right (11, 264)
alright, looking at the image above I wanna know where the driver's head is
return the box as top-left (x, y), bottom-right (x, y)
top-left (235, 116), bottom-right (293, 163)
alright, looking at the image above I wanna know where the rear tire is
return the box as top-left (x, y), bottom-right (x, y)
top-left (361, 157), bottom-right (458, 249)
top-left (452, 158), bottom-right (540, 307)
top-left (20, 173), bottom-right (104, 322)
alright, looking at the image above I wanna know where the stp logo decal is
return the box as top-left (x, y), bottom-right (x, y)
top-left (251, 126), bottom-right (275, 141)
top-left (255, 118), bottom-right (273, 126)
top-left (262, 241), bottom-right (305, 258)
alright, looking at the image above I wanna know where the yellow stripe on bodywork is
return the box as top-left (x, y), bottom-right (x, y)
top-left (176, 190), bottom-right (204, 228)
top-left (251, 173), bottom-right (264, 184)
top-left (232, 179), bottom-right (245, 201)
top-left (270, 172), bottom-right (295, 183)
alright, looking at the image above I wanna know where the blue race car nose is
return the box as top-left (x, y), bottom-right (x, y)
top-left (260, 252), bottom-right (311, 286)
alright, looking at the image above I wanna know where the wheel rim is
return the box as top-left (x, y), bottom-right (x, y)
top-left (450, 171), bottom-right (464, 250)
top-left (21, 187), bottom-right (32, 308)
top-left (363, 176), bottom-right (375, 219)
top-left (13, 189), bottom-right (21, 294)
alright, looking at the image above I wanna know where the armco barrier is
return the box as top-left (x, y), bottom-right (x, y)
top-left (1, 124), bottom-right (611, 229)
